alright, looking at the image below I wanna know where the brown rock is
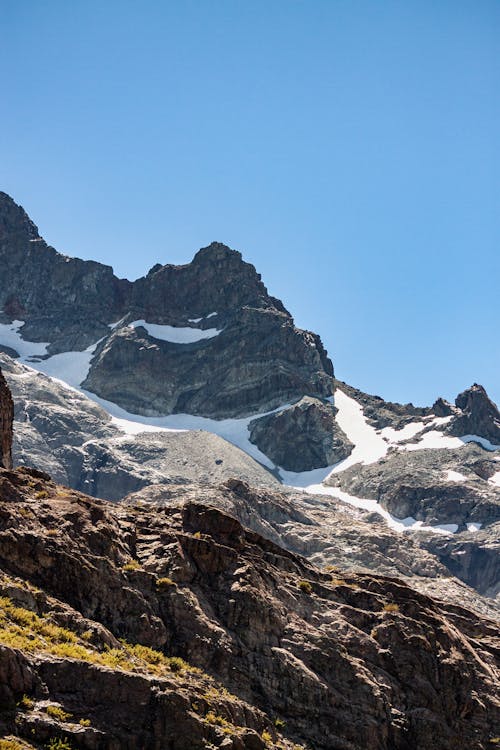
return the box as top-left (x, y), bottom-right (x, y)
top-left (0, 367), bottom-right (13, 469)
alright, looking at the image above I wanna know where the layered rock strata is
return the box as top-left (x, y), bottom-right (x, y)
top-left (0, 367), bottom-right (13, 469)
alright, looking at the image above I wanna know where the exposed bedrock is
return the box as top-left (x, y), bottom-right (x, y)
top-left (0, 193), bottom-right (335, 418)
top-left (445, 383), bottom-right (500, 444)
top-left (0, 367), bottom-right (13, 469)
top-left (326, 444), bottom-right (500, 528)
top-left (83, 306), bottom-right (334, 418)
top-left (248, 396), bottom-right (353, 471)
top-left (0, 469), bottom-right (499, 750)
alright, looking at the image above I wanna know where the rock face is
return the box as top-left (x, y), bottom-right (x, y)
top-left (446, 383), bottom-right (500, 444)
top-left (0, 193), bottom-right (334, 418)
top-left (327, 443), bottom-right (500, 529)
top-left (337, 380), bottom-right (433, 429)
top-left (0, 468), bottom-right (498, 749)
top-left (0, 367), bottom-right (13, 469)
top-left (2, 354), bottom-right (279, 500)
top-left (249, 397), bottom-right (353, 471)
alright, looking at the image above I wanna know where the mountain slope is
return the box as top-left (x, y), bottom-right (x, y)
top-left (0, 466), bottom-right (498, 750)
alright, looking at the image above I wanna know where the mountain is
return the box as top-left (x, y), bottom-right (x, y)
top-left (0, 193), bottom-right (498, 599)
top-left (0, 192), bottom-right (333, 421)
top-left (0, 192), bottom-right (499, 748)
top-left (0, 464), bottom-right (498, 750)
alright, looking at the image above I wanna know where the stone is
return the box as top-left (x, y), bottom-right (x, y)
top-left (0, 469), bottom-right (498, 749)
top-left (249, 396), bottom-right (353, 471)
top-left (0, 367), bottom-right (13, 469)
top-left (0, 193), bottom-right (334, 418)
top-left (446, 383), bottom-right (500, 444)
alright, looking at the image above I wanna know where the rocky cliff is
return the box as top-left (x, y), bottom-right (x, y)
top-left (0, 367), bottom-right (13, 469)
top-left (0, 467), bottom-right (498, 749)
top-left (0, 192), bottom-right (334, 422)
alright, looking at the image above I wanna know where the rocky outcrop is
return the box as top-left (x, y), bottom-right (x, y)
top-left (446, 383), bottom-right (500, 444)
top-left (2, 354), bottom-right (279, 499)
top-left (327, 443), bottom-right (500, 529)
top-left (0, 367), bottom-right (13, 469)
top-left (0, 468), bottom-right (498, 749)
top-left (249, 397), bottom-right (353, 471)
top-left (336, 380), bottom-right (433, 429)
top-left (83, 303), bottom-right (333, 418)
top-left (0, 193), bottom-right (334, 418)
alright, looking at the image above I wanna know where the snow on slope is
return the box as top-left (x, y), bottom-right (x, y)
top-left (129, 320), bottom-right (221, 343)
top-left (0, 321), bottom-right (497, 536)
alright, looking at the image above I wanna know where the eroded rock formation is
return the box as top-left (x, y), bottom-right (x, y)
top-left (0, 468), bottom-right (498, 749)
top-left (249, 396), bottom-right (353, 471)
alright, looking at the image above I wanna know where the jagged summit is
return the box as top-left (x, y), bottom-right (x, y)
top-left (0, 192), bottom-right (334, 418)
top-left (0, 191), bottom-right (41, 242)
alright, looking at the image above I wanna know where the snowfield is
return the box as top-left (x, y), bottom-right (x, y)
top-left (0, 320), bottom-right (497, 537)
top-left (129, 320), bottom-right (221, 343)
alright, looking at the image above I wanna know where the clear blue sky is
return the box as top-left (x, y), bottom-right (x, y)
top-left (1, 1), bottom-right (498, 406)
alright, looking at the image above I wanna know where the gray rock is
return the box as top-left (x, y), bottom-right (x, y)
top-left (2, 354), bottom-right (279, 501)
top-left (0, 366), bottom-right (13, 469)
top-left (248, 396), bottom-right (353, 471)
top-left (336, 379), bottom-right (433, 429)
top-left (445, 383), bottom-right (500, 444)
top-left (0, 193), bottom-right (334, 418)
top-left (327, 444), bottom-right (500, 528)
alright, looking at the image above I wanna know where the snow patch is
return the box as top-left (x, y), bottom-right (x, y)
top-left (0, 321), bottom-right (49, 359)
top-left (444, 470), bottom-right (467, 483)
top-left (129, 320), bottom-right (221, 344)
top-left (188, 312), bottom-right (218, 323)
top-left (297, 483), bottom-right (458, 535)
top-left (466, 522), bottom-right (482, 532)
top-left (489, 471), bottom-right (500, 488)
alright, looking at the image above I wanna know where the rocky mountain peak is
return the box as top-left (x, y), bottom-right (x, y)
top-left (0, 191), bottom-right (40, 243)
top-left (447, 383), bottom-right (500, 444)
top-left (0, 367), bottom-right (13, 469)
top-left (193, 240), bottom-right (243, 263)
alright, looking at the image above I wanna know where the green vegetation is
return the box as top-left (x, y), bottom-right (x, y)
top-left (18, 694), bottom-right (34, 710)
top-left (0, 595), bottom-right (199, 678)
top-left (156, 576), bottom-right (175, 589)
top-left (298, 580), bottom-right (312, 594)
top-left (35, 490), bottom-right (49, 499)
top-left (46, 705), bottom-right (72, 722)
top-left (122, 558), bottom-right (141, 571)
top-left (382, 603), bottom-right (400, 613)
top-left (78, 718), bottom-right (91, 727)
top-left (0, 740), bottom-right (32, 750)
top-left (46, 740), bottom-right (73, 750)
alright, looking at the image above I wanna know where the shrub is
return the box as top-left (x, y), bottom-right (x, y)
top-left (46, 705), bottom-right (72, 722)
top-left (46, 740), bottom-right (73, 750)
top-left (382, 603), bottom-right (400, 613)
top-left (205, 711), bottom-right (228, 727)
top-left (156, 577), bottom-right (175, 589)
top-left (18, 694), bottom-right (34, 710)
top-left (274, 717), bottom-right (286, 729)
top-left (35, 490), bottom-right (49, 499)
top-left (79, 718), bottom-right (91, 727)
top-left (261, 730), bottom-right (272, 744)
top-left (122, 559), bottom-right (141, 572)
top-left (298, 580), bottom-right (312, 594)
top-left (0, 740), bottom-right (26, 749)
top-left (193, 531), bottom-right (201, 539)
